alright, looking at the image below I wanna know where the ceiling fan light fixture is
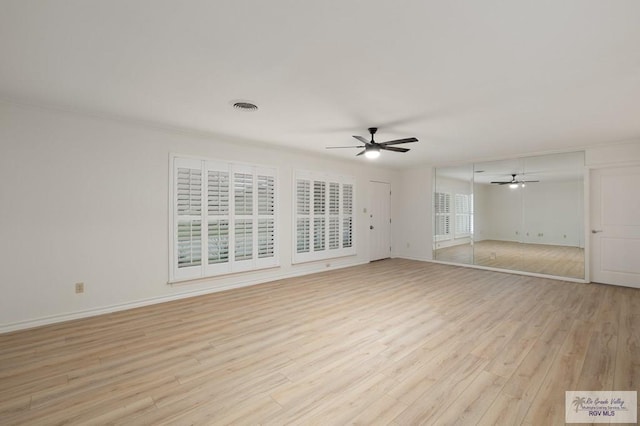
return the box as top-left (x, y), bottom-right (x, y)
top-left (365, 145), bottom-right (381, 159)
top-left (509, 183), bottom-right (519, 189)
top-left (325, 127), bottom-right (418, 158)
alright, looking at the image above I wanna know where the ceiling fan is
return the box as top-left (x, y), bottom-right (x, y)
top-left (326, 127), bottom-right (418, 159)
top-left (491, 173), bottom-right (539, 188)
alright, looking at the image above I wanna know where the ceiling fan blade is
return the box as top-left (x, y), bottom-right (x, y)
top-left (380, 146), bottom-right (409, 153)
top-left (490, 181), bottom-right (511, 184)
top-left (325, 145), bottom-right (365, 149)
top-left (379, 137), bottom-right (418, 146)
top-left (356, 149), bottom-right (366, 156)
top-left (352, 135), bottom-right (370, 144)
top-left (522, 180), bottom-right (540, 183)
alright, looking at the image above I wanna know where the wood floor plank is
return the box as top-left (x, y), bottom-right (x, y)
top-left (0, 259), bottom-right (638, 424)
top-left (428, 370), bottom-right (507, 425)
top-left (477, 393), bottom-right (531, 426)
top-left (521, 319), bottom-right (593, 425)
top-left (348, 394), bottom-right (409, 426)
top-left (391, 353), bottom-right (488, 423)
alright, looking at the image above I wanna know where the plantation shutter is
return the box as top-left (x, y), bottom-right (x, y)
top-left (455, 193), bottom-right (471, 236)
top-left (206, 168), bottom-right (229, 267)
top-left (171, 157), bottom-right (278, 282)
top-left (296, 179), bottom-right (311, 254)
top-left (257, 173), bottom-right (276, 260)
top-left (233, 170), bottom-right (253, 264)
top-left (173, 158), bottom-right (204, 280)
top-left (313, 181), bottom-right (326, 251)
top-left (328, 182), bottom-right (340, 250)
top-left (434, 192), bottom-right (451, 239)
top-left (342, 183), bottom-right (353, 248)
top-left (293, 170), bottom-right (355, 264)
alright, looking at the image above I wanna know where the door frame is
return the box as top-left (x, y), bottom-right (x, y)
top-left (588, 163), bottom-right (640, 286)
top-left (369, 180), bottom-right (392, 262)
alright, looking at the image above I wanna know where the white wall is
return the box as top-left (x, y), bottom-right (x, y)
top-left (522, 181), bottom-right (584, 246)
top-left (392, 166), bottom-right (433, 261)
top-left (472, 183), bottom-right (491, 242)
top-left (477, 181), bottom-right (584, 247)
top-left (393, 140), bottom-right (640, 266)
top-left (0, 101), bottom-right (398, 331)
top-left (586, 140), bottom-right (640, 167)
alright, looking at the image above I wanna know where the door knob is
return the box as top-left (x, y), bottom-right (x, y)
top-left (591, 229), bottom-right (603, 234)
top-left (370, 225), bottom-right (374, 230)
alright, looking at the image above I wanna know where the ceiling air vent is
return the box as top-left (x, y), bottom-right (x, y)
top-left (232, 101), bottom-right (258, 111)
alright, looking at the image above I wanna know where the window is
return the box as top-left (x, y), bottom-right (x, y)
top-left (455, 193), bottom-right (471, 237)
top-left (171, 156), bottom-right (277, 282)
top-left (434, 192), bottom-right (451, 240)
top-left (294, 170), bottom-right (355, 263)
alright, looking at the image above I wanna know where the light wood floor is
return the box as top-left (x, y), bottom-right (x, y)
top-left (1, 259), bottom-right (638, 425)
top-left (435, 240), bottom-right (585, 279)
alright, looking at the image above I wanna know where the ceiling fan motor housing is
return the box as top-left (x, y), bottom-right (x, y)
top-left (324, 127), bottom-right (417, 156)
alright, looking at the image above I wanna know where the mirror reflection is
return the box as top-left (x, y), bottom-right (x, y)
top-left (434, 151), bottom-right (585, 279)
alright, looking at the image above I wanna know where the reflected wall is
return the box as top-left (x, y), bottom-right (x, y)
top-left (434, 151), bottom-right (585, 279)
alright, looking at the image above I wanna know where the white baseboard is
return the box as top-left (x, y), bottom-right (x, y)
top-left (426, 258), bottom-right (589, 283)
top-left (393, 254), bottom-right (432, 262)
top-left (1, 261), bottom-right (368, 334)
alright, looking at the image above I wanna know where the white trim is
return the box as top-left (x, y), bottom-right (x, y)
top-left (169, 154), bottom-right (279, 283)
top-left (292, 169), bottom-right (356, 264)
top-left (410, 257), bottom-right (589, 283)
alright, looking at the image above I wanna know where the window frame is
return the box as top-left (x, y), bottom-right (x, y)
top-left (454, 193), bottom-right (472, 238)
top-left (434, 191), bottom-right (452, 241)
top-left (169, 155), bottom-right (278, 283)
top-left (292, 169), bottom-right (356, 264)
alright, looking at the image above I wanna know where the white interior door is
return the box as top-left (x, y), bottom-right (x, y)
top-left (369, 181), bottom-right (391, 261)
top-left (590, 166), bottom-right (640, 288)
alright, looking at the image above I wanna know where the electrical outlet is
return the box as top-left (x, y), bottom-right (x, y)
top-left (75, 282), bottom-right (84, 294)
top-left (406, 242), bottom-right (410, 248)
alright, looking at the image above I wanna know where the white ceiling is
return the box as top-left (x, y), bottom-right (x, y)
top-left (437, 151), bottom-right (585, 183)
top-left (1, 1), bottom-right (639, 168)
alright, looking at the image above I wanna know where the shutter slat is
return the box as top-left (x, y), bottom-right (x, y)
top-left (235, 219), bottom-right (253, 260)
top-left (314, 217), bottom-right (325, 251)
top-left (258, 175), bottom-right (275, 216)
top-left (234, 173), bottom-right (253, 215)
top-left (297, 180), bottom-right (310, 215)
top-left (208, 219), bottom-right (229, 264)
top-left (208, 170), bottom-right (229, 216)
top-left (258, 218), bottom-right (275, 258)
top-left (343, 217), bottom-right (352, 248)
top-left (176, 168), bottom-right (202, 216)
top-left (314, 181), bottom-right (326, 215)
top-left (297, 218), bottom-right (310, 253)
top-left (177, 220), bottom-right (202, 268)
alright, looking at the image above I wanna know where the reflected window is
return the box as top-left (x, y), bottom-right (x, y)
top-left (434, 192), bottom-right (451, 240)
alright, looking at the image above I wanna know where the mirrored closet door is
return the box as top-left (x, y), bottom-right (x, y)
top-left (434, 151), bottom-right (585, 279)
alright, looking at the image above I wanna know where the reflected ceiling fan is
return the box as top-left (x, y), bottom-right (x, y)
top-left (491, 173), bottom-right (539, 188)
top-left (326, 127), bottom-right (418, 159)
